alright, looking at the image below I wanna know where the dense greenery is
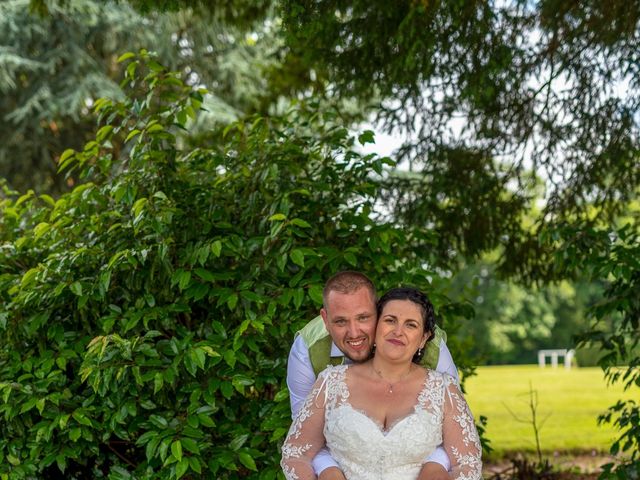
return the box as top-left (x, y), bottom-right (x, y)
top-left (1, 0), bottom-right (284, 193)
top-left (0, 53), bottom-right (474, 479)
top-left (554, 224), bottom-right (640, 478)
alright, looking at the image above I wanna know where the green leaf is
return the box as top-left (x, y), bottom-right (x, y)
top-left (274, 388), bottom-right (289, 402)
top-left (190, 347), bottom-right (206, 370)
top-left (175, 457), bottom-right (189, 479)
top-left (20, 267), bottom-right (39, 288)
top-left (117, 52), bottom-right (136, 62)
top-left (308, 284), bottom-right (323, 305)
top-left (58, 148), bottom-right (75, 169)
top-left (358, 129), bottom-right (376, 145)
top-left (194, 268), bottom-right (215, 282)
top-left (181, 437), bottom-right (200, 455)
top-left (96, 125), bottom-right (114, 143)
top-left (149, 414), bottom-right (168, 429)
top-left (268, 213), bottom-right (286, 221)
top-left (197, 414), bottom-right (215, 428)
top-left (293, 288), bottom-right (304, 309)
top-left (230, 433), bottom-right (249, 451)
top-left (69, 428), bottom-right (82, 442)
top-left (33, 222), bottom-right (51, 239)
top-left (154, 372), bottom-right (163, 394)
top-left (220, 381), bottom-right (233, 399)
top-left (72, 410), bottom-right (92, 426)
top-left (238, 452), bottom-right (257, 471)
top-left (70, 282), bottom-right (83, 297)
top-left (223, 350), bottom-right (236, 368)
top-left (344, 252), bottom-right (358, 266)
top-left (290, 218), bottom-right (311, 228)
top-left (189, 456), bottom-right (202, 473)
top-left (211, 240), bottom-right (222, 257)
top-left (290, 249), bottom-right (305, 267)
top-left (178, 270), bottom-right (192, 291)
top-left (226, 293), bottom-right (238, 310)
top-left (125, 129), bottom-right (141, 143)
top-left (171, 440), bottom-right (183, 462)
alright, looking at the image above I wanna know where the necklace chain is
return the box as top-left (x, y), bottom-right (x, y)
top-left (373, 365), bottom-right (413, 394)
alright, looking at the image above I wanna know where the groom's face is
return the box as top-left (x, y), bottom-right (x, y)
top-left (320, 287), bottom-right (377, 363)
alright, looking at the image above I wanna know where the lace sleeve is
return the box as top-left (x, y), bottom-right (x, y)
top-left (442, 376), bottom-right (482, 480)
top-left (281, 371), bottom-right (330, 480)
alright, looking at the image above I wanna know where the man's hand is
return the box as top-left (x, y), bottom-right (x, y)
top-left (318, 466), bottom-right (347, 480)
top-left (418, 461), bottom-right (451, 480)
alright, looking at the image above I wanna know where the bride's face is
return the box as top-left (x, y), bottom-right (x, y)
top-left (375, 300), bottom-right (428, 362)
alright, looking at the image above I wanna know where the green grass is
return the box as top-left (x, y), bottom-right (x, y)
top-left (464, 365), bottom-right (638, 457)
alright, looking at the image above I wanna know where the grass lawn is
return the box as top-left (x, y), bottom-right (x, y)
top-left (463, 365), bottom-right (638, 458)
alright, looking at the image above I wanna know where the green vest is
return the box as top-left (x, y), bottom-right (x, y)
top-left (297, 315), bottom-right (447, 377)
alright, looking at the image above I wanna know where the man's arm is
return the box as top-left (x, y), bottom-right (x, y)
top-left (287, 335), bottom-right (317, 418)
top-left (286, 335), bottom-right (343, 475)
top-left (318, 467), bottom-right (347, 480)
top-left (418, 462), bottom-right (450, 480)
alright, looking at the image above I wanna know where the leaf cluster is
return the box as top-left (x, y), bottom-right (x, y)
top-left (281, 0), bottom-right (640, 270)
top-left (551, 223), bottom-right (640, 475)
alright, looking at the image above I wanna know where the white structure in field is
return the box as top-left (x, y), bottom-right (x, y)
top-left (538, 349), bottom-right (575, 369)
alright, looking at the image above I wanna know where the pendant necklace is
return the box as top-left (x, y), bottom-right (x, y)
top-left (373, 365), bottom-right (414, 394)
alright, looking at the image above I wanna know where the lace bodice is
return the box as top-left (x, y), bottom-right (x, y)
top-left (281, 365), bottom-right (482, 480)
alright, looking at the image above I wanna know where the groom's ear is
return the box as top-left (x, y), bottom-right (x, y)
top-left (320, 308), bottom-right (329, 327)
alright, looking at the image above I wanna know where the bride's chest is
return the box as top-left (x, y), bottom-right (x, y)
top-left (324, 404), bottom-right (443, 465)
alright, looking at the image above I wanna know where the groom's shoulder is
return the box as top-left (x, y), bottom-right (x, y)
top-left (296, 315), bottom-right (330, 346)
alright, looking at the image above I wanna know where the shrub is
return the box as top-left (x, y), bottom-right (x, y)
top-left (553, 224), bottom-right (640, 479)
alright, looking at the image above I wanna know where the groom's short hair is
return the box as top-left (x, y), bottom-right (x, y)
top-left (322, 271), bottom-right (377, 308)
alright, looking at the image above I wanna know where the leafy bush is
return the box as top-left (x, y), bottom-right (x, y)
top-left (0, 52), bottom-right (472, 479)
top-left (553, 224), bottom-right (639, 479)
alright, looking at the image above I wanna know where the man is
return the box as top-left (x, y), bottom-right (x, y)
top-left (287, 271), bottom-right (458, 480)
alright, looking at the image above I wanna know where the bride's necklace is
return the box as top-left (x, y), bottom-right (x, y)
top-left (372, 365), bottom-right (414, 394)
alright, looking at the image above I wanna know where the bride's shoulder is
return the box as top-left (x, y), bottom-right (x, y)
top-left (425, 368), bottom-right (459, 387)
top-left (318, 364), bottom-right (349, 380)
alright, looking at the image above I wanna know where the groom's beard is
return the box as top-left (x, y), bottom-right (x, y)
top-left (342, 343), bottom-right (375, 363)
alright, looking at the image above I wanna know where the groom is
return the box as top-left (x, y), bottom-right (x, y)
top-left (286, 271), bottom-right (457, 480)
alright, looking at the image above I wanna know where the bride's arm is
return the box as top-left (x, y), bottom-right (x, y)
top-left (281, 372), bottom-right (330, 480)
top-left (441, 377), bottom-right (482, 480)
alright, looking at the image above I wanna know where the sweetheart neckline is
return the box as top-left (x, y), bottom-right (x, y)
top-left (335, 403), bottom-right (426, 436)
top-left (331, 366), bottom-right (433, 435)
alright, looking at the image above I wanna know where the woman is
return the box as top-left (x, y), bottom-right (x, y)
top-left (281, 287), bottom-right (482, 480)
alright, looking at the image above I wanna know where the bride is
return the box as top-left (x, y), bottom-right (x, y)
top-left (281, 287), bottom-right (482, 480)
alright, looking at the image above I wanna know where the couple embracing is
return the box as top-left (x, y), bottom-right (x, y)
top-left (281, 271), bottom-right (482, 480)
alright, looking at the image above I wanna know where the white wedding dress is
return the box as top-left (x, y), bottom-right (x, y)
top-left (281, 365), bottom-right (482, 480)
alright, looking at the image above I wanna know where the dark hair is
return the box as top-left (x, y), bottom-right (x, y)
top-left (323, 271), bottom-right (376, 308)
top-left (376, 287), bottom-right (436, 363)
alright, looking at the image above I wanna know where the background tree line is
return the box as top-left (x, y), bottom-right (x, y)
top-left (0, 0), bottom-right (638, 478)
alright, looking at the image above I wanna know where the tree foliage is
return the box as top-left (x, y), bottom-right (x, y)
top-left (281, 0), bottom-right (640, 208)
top-left (281, 0), bottom-right (640, 276)
top-left (0, 53), bottom-right (474, 479)
top-left (450, 259), bottom-right (604, 365)
top-left (553, 223), bottom-right (640, 478)
top-left (1, 1), bottom-right (284, 193)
